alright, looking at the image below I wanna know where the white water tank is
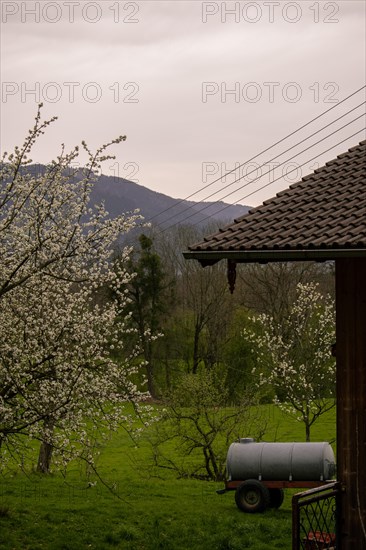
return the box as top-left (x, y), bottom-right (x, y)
top-left (227, 439), bottom-right (336, 482)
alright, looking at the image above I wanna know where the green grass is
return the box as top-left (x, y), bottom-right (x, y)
top-left (0, 405), bottom-right (336, 550)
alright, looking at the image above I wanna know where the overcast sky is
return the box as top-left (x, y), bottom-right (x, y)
top-left (1, 0), bottom-right (365, 208)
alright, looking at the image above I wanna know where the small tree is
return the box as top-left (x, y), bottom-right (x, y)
top-left (113, 234), bottom-right (172, 398)
top-left (146, 369), bottom-right (266, 481)
top-left (222, 308), bottom-right (258, 400)
top-left (244, 282), bottom-right (335, 441)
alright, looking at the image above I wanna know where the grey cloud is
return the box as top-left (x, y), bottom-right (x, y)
top-left (1, 0), bottom-right (365, 205)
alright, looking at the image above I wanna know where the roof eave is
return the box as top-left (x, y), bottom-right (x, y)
top-left (182, 248), bottom-right (366, 265)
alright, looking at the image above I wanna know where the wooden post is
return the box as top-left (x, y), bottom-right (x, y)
top-left (227, 260), bottom-right (237, 294)
top-left (335, 258), bottom-right (366, 549)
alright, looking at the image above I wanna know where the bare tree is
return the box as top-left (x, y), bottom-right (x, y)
top-left (146, 369), bottom-right (266, 481)
top-left (237, 262), bottom-right (334, 330)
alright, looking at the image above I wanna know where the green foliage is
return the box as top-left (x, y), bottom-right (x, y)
top-left (114, 234), bottom-right (174, 397)
top-left (130, 234), bottom-right (169, 328)
top-left (110, 231), bottom-right (336, 404)
top-left (145, 370), bottom-right (267, 481)
top-left (221, 308), bottom-right (260, 400)
top-left (244, 282), bottom-right (336, 441)
top-left (0, 404), bottom-right (336, 550)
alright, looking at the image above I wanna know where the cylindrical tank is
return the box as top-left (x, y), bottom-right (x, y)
top-left (227, 439), bottom-right (336, 482)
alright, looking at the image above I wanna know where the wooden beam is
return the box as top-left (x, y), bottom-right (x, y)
top-left (335, 258), bottom-right (366, 548)
top-left (227, 260), bottom-right (237, 294)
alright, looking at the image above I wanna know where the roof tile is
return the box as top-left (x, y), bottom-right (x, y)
top-left (188, 140), bottom-right (366, 255)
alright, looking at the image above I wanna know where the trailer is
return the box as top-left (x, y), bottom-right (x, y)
top-left (218, 438), bottom-right (336, 513)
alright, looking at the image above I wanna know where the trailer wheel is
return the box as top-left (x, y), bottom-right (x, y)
top-left (268, 488), bottom-right (284, 509)
top-left (234, 480), bottom-right (270, 513)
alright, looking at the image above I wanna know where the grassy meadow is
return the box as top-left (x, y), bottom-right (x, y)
top-left (0, 405), bottom-right (336, 550)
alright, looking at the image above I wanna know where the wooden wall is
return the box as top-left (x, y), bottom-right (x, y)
top-left (336, 258), bottom-right (366, 548)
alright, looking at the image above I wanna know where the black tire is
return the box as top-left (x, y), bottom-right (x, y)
top-left (268, 488), bottom-right (284, 509)
top-left (234, 480), bottom-right (270, 513)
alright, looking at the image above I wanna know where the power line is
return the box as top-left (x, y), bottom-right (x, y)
top-left (195, 102), bottom-right (364, 204)
top-left (157, 101), bottom-right (365, 230)
top-left (147, 85), bottom-right (365, 224)
top-left (162, 113), bottom-right (365, 230)
top-left (186, 127), bottom-right (366, 231)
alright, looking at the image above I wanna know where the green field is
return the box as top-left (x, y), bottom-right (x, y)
top-left (0, 405), bottom-right (336, 550)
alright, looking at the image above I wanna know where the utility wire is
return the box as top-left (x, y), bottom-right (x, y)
top-left (162, 113), bottom-right (365, 230)
top-left (185, 127), bottom-right (366, 231)
top-left (157, 101), bottom-right (365, 230)
top-left (193, 102), bottom-right (365, 204)
top-left (147, 85), bottom-right (365, 223)
top-left (159, 110), bottom-right (365, 233)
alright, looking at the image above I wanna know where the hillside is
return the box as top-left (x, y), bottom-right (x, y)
top-left (16, 165), bottom-right (250, 228)
top-left (91, 174), bottom-right (250, 228)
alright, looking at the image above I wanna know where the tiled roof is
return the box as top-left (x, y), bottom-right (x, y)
top-left (184, 140), bottom-right (366, 263)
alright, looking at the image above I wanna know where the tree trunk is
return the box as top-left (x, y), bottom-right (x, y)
top-left (192, 323), bottom-right (200, 374)
top-left (165, 360), bottom-right (171, 391)
top-left (305, 423), bottom-right (310, 442)
top-left (37, 440), bottom-right (54, 474)
top-left (146, 361), bottom-right (156, 399)
top-left (305, 406), bottom-right (311, 442)
top-left (142, 335), bottom-right (157, 399)
top-left (37, 419), bottom-right (54, 474)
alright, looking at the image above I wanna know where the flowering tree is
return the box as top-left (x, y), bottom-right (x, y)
top-left (244, 282), bottom-right (335, 441)
top-left (0, 105), bottom-right (148, 472)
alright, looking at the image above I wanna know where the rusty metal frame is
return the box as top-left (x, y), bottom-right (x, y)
top-left (292, 481), bottom-right (342, 550)
top-left (223, 480), bottom-right (334, 492)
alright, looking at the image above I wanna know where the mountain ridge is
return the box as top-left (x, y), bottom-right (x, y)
top-left (17, 164), bottom-right (251, 228)
top-left (92, 173), bottom-right (251, 228)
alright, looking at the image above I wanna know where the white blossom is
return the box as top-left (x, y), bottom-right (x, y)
top-left (243, 282), bottom-right (335, 441)
top-left (0, 106), bottom-right (151, 470)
